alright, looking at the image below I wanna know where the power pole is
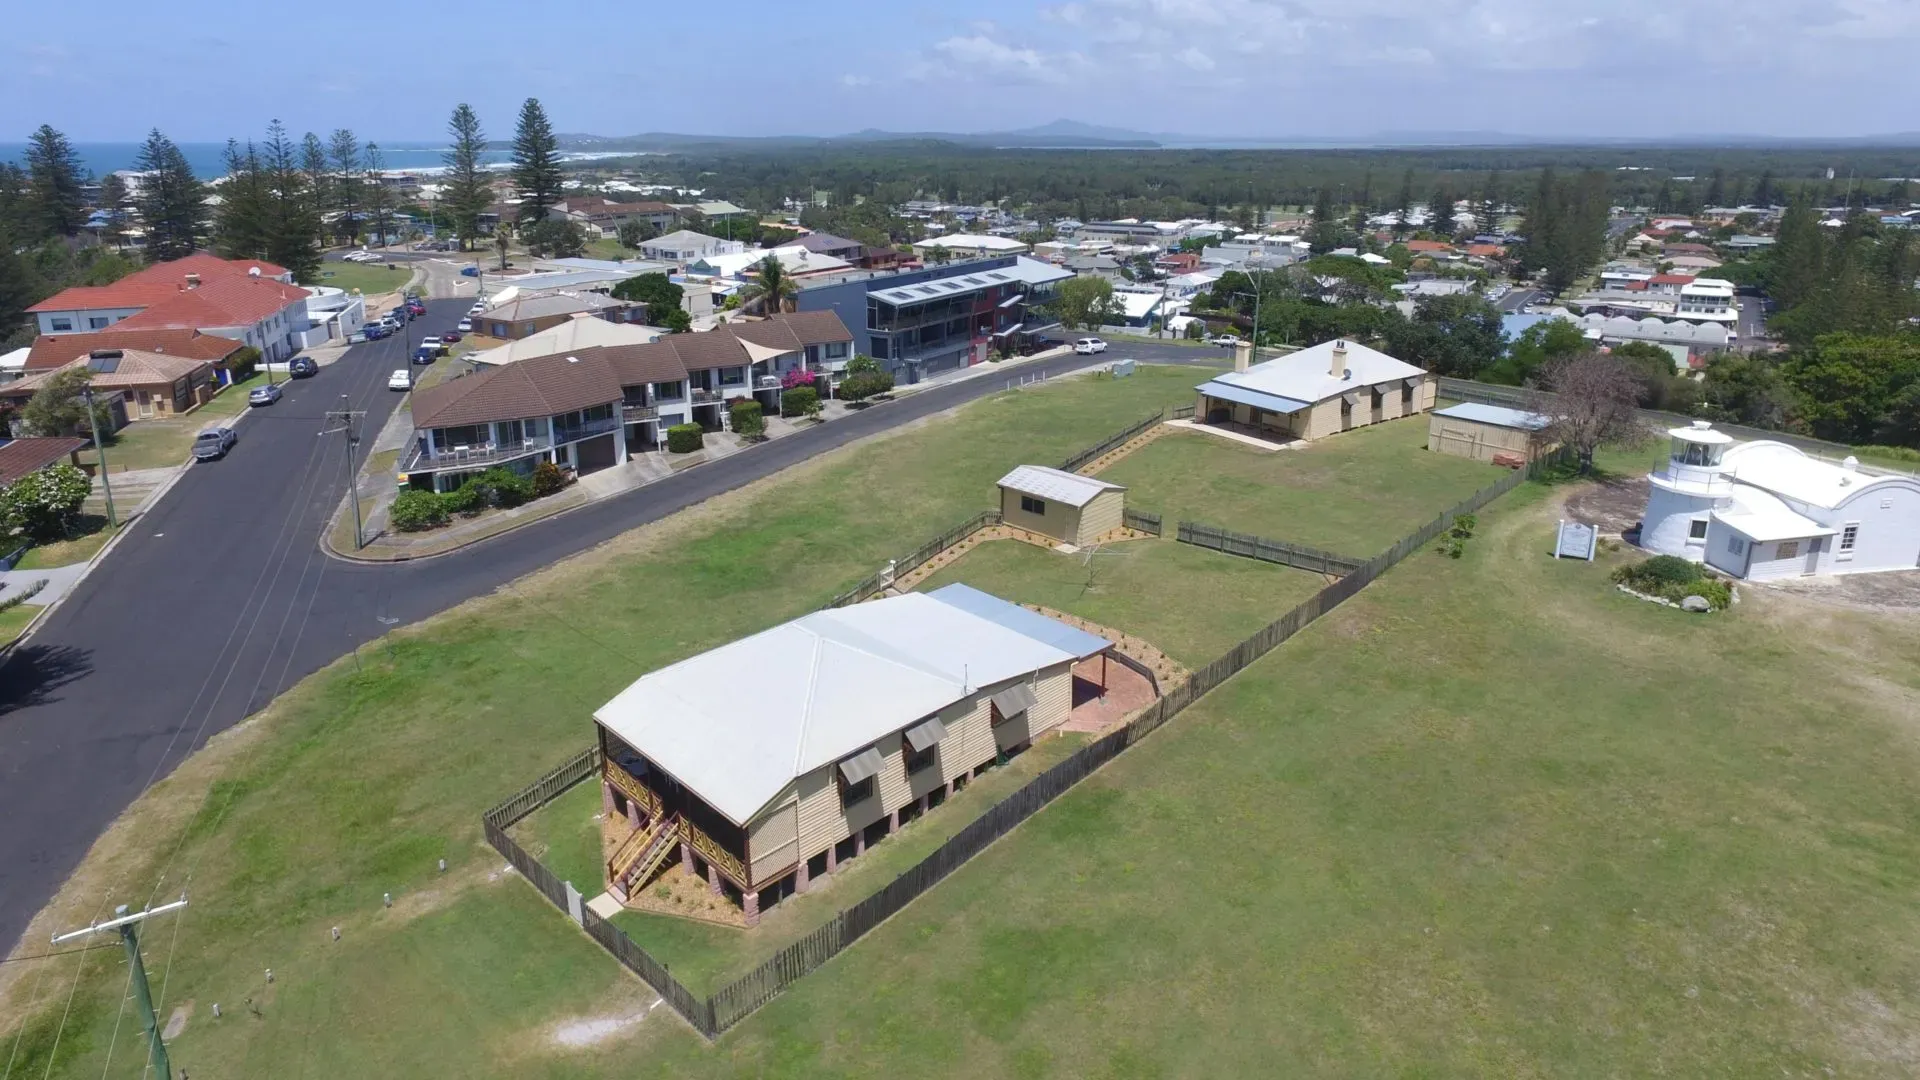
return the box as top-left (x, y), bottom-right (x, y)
top-left (52, 896), bottom-right (188, 1080)
top-left (79, 386), bottom-right (118, 528)
top-left (325, 395), bottom-right (367, 550)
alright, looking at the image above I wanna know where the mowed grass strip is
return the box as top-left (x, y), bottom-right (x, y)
top-left (0, 365), bottom-right (1207, 1078)
top-left (1101, 416), bottom-right (1497, 556)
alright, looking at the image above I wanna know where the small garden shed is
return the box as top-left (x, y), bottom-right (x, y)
top-left (996, 465), bottom-right (1126, 547)
top-left (1427, 402), bottom-right (1553, 464)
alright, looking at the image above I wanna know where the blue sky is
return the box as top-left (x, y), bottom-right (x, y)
top-left (6, 0), bottom-right (1920, 142)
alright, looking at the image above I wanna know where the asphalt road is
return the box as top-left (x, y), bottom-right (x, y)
top-left (1497, 288), bottom-right (1546, 313)
top-left (0, 323), bottom-right (1218, 953)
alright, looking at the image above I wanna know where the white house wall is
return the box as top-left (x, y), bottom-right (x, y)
top-left (1826, 481), bottom-right (1920, 573)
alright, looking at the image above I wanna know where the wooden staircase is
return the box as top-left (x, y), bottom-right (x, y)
top-left (607, 814), bottom-right (680, 901)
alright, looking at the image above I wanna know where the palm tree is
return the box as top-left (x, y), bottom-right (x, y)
top-left (741, 254), bottom-right (797, 314)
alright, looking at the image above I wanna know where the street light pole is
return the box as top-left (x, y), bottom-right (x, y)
top-left (80, 386), bottom-right (117, 528)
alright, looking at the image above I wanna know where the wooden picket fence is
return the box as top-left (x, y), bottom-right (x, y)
top-left (827, 509), bottom-right (1003, 608)
top-left (1174, 521), bottom-right (1365, 576)
top-left (1123, 508), bottom-right (1163, 535)
top-left (484, 442), bottom-right (1570, 1040)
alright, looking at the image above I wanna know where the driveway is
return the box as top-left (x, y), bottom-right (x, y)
top-left (0, 334), bottom-right (1223, 953)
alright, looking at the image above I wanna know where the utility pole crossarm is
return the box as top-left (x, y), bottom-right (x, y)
top-left (50, 895), bottom-right (187, 945)
top-left (51, 895), bottom-right (188, 1080)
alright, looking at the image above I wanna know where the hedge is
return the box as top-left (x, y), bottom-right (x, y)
top-left (390, 490), bottom-right (450, 532)
top-left (781, 385), bottom-right (819, 418)
top-left (667, 423), bottom-right (704, 453)
top-left (729, 399), bottom-right (765, 438)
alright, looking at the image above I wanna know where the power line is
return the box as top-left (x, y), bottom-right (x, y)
top-left (0, 944), bottom-right (116, 966)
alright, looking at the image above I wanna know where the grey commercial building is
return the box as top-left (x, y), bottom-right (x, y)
top-left (794, 256), bottom-right (1073, 383)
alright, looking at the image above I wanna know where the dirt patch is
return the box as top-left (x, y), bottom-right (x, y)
top-left (1758, 569), bottom-right (1920, 613)
top-left (1562, 473), bottom-right (1649, 536)
top-left (162, 1002), bottom-right (191, 1040)
top-left (618, 863), bottom-right (747, 928)
top-left (548, 997), bottom-right (662, 1049)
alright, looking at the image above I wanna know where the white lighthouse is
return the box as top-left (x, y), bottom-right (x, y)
top-left (1641, 420), bottom-right (1735, 560)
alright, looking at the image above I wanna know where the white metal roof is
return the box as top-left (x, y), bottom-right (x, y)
top-left (469, 318), bottom-right (663, 366)
top-left (1722, 440), bottom-right (1911, 510)
top-left (911, 233), bottom-right (1030, 251)
top-left (1202, 338), bottom-right (1426, 405)
top-left (1432, 402), bottom-right (1550, 430)
top-left (593, 593), bottom-right (1080, 824)
top-left (1712, 486), bottom-right (1837, 542)
top-left (997, 464), bottom-right (1124, 508)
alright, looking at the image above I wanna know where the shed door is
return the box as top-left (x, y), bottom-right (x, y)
top-left (1802, 537), bottom-right (1822, 575)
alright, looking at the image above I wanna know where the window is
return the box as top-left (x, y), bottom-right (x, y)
top-left (839, 774), bottom-right (874, 809)
top-left (654, 380), bottom-right (683, 400)
top-left (1020, 495), bottom-right (1046, 515)
top-left (1840, 523), bottom-right (1859, 552)
top-left (1688, 519), bottom-right (1708, 540)
top-left (1776, 540), bottom-right (1800, 559)
top-left (88, 316), bottom-right (110, 329)
top-left (904, 742), bottom-right (936, 776)
top-left (826, 342), bottom-right (849, 359)
top-left (1726, 534), bottom-right (1746, 556)
top-left (49, 318), bottom-right (73, 332)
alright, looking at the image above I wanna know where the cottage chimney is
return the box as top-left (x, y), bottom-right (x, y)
top-left (185, 273), bottom-right (201, 289)
top-left (1233, 340), bottom-right (1252, 373)
top-left (1330, 339), bottom-right (1348, 378)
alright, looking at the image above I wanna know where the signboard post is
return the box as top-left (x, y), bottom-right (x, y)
top-left (1555, 519), bottom-right (1597, 561)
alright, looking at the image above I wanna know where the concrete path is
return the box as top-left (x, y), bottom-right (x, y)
top-left (85, 465), bottom-right (185, 518)
top-left (0, 564), bottom-right (89, 606)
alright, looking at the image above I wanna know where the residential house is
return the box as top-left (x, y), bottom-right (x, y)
top-left (1403, 240), bottom-right (1454, 256)
top-left (638, 230), bottom-right (745, 264)
top-left (1675, 278), bottom-right (1738, 324)
top-left (1065, 254), bottom-right (1124, 280)
top-left (785, 232), bottom-right (865, 263)
top-left (21, 328), bottom-right (244, 382)
top-left (1645, 273), bottom-right (1696, 297)
top-left (1725, 235), bottom-right (1776, 252)
top-left (1069, 221), bottom-right (1163, 245)
top-left (1155, 251), bottom-right (1201, 274)
top-left (404, 312), bottom-right (853, 491)
top-left (0, 436), bottom-right (89, 485)
top-left (1193, 338), bottom-right (1435, 443)
top-left (797, 256), bottom-right (1072, 381)
top-left (469, 317), bottom-right (665, 368)
top-left (911, 234), bottom-right (1031, 258)
top-left (1575, 313), bottom-right (1730, 352)
top-left (686, 245), bottom-right (851, 281)
top-left (592, 586), bottom-right (1116, 921)
top-left (1, 347), bottom-right (216, 424)
top-left (1642, 421), bottom-right (1920, 580)
top-left (26, 253), bottom-right (309, 362)
top-left (556, 200), bottom-right (680, 237)
top-left (477, 293), bottom-right (646, 340)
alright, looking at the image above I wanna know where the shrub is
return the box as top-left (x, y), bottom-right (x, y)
top-left (840, 370), bottom-right (895, 403)
top-left (781, 385), bottom-right (819, 418)
top-left (1612, 557), bottom-right (1731, 609)
top-left (389, 489), bottom-right (450, 531)
top-left (729, 399), bottom-right (765, 438)
top-left (666, 423), bottom-right (703, 453)
top-left (477, 466), bottom-right (534, 508)
top-left (225, 346), bottom-right (261, 382)
top-left (1631, 554), bottom-right (1702, 587)
top-left (531, 460), bottom-right (567, 497)
top-left (780, 368), bottom-right (816, 391)
top-left (439, 483), bottom-right (483, 516)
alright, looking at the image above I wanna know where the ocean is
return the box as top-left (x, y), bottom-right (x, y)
top-left (0, 141), bottom-right (518, 179)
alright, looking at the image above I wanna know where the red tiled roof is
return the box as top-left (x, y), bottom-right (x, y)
top-left (24, 328), bottom-right (243, 371)
top-left (1405, 240), bottom-right (1453, 252)
top-left (0, 437), bottom-right (89, 485)
top-left (1624, 281), bottom-right (1648, 291)
top-left (1464, 244), bottom-right (1506, 257)
top-left (29, 252), bottom-right (291, 313)
top-left (114, 276), bottom-right (309, 331)
top-left (1649, 273), bottom-right (1696, 285)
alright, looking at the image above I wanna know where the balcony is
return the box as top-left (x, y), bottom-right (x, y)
top-left (402, 437), bottom-right (552, 473)
top-left (551, 416), bottom-right (620, 444)
top-left (755, 375), bottom-right (781, 389)
top-left (622, 403), bottom-right (658, 421)
top-left (689, 388), bottom-right (723, 405)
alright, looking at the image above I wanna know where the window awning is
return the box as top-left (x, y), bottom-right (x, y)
top-left (991, 683), bottom-right (1038, 717)
top-left (1342, 391), bottom-right (1362, 406)
top-left (1402, 377), bottom-right (1420, 390)
top-left (997, 294), bottom-right (1024, 309)
top-left (903, 716), bottom-right (949, 753)
top-left (837, 746), bottom-right (886, 784)
top-left (992, 323), bottom-right (1023, 337)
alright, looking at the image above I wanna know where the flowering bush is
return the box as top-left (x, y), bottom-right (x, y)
top-left (780, 368), bottom-right (816, 390)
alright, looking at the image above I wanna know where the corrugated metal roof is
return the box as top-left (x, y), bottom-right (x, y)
top-left (995, 465), bottom-right (1124, 508)
top-left (925, 584), bottom-right (1111, 660)
top-left (1195, 379), bottom-right (1311, 415)
top-left (1432, 402), bottom-right (1551, 430)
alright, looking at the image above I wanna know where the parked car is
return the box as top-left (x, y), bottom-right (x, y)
top-left (388, 368), bottom-right (413, 391)
top-left (363, 323), bottom-right (390, 340)
top-left (1209, 334), bottom-right (1244, 347)
top-left (406, 300), bottom-right (426, 316)
top-left (456, 319), bottom-right (473, 333)
top-left (1072, 337), bottom-right (1108, 355)
top-left (247, 382), bottom-right (283, 407)
top-left (441, 330), bottom-right (462, 343)
top-left (460, 266), bottom-right (480, 277)
top-left (413, 345), bottom-right (440, 364)
top-left (288, 356), bottom-right (318, 378)
top-left (192, 427), bottom-right (237, 461)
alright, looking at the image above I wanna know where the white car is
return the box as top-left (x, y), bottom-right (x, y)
top-left (457, 319), bottom-right (473, 333)
top-left (1209, 334), bottom-right (1244, 348)
top-left (1072, 337), bottom-right (1108, 355)
top-left (387, 368), bottom-right (413, 391)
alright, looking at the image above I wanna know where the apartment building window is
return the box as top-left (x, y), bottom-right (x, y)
top-left (719, 367), bottom-right (745, 386)
top-left (1020, 495), bottom-right (1046, 515)
top-left (1840, 523), bottom-right (1858, 554)
top-left (654, 380), bottom-right (683, 400)
top-left (825, 342), bottom-right (849, 359)
top-left (904, 743), bottom-right (936, 776)
top-left (49, 318), bottom-right (73, 331)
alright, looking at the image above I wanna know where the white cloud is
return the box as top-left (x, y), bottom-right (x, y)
top-left (839, 74), bottom-right (872, 88)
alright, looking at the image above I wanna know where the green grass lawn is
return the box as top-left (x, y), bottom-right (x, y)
top-left (0, 364), bottom-right (1208, 1077)
top-left (14, 515), bottom-right (119, 571)
top-left (1102, 417), bottom-right (1500, 556)
top-left (314, 259), bottom-right (415, 297)
top-left (919, 537), bottom-right (1321, 666)
top-left (76, 374), bottom-right (268, 473)
top-left (17, 361), bottom-right (1920, 1076)
top-left (0, 598), bottom-right (44, 646)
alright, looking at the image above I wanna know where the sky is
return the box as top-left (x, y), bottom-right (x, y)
top-left (5, 0), bottom-right (1920, 143)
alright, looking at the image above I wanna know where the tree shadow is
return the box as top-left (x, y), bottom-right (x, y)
top-left (0, 643), bottom-right (95, 717)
